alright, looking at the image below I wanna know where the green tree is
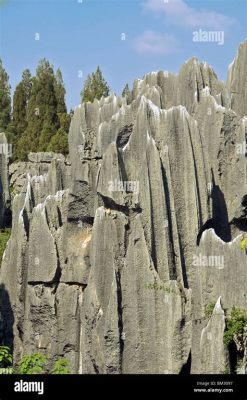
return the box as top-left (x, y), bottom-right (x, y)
top-left (22, 69), bottom-right (32, 98)
top-left (17, 59), bottom-right (59, 159)
top-left (13, 60), bottom-right (70, 160)
top-left (54, 68), bottom-right (67, 114)
top-left (0, 59), bottom-right (11, 130)
top-left (13, 69), bottom-right (32, 138)
top-left (122, 83), bottom-right (130, 98)
top-left (58, 112), bottom-right (71, 132)
top-left (81, 66), bottom-right (110, 103)
top-left (13, 84), bottom-right (27, 136)
top-left (47, 128), bottom-right (68, 154)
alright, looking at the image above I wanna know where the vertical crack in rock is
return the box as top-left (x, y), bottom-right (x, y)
top-left (115, 270), bottom-right (124, 373)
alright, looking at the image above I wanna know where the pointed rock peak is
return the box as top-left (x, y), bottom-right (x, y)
top-left (133, 77), bottom-right (144, 90)
top-left (213, 296), bottom-right (223, 314)
top-left (185, 56), bottom-right (199, 63)
top-left (228, 58), bottom-right (235, 72)
top-left (228, 39), bottom-right (247, 74)
top-left (238, 38), bottom-right (247, 52)
top-left (183, 56), bottom-right (200, 68)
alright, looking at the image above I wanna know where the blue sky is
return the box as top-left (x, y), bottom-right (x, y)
top-left (0, 0), bottom-right (246, 110)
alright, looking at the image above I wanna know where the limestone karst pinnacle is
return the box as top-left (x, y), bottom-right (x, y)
top-left (0, 39), bottom-right (247, 374)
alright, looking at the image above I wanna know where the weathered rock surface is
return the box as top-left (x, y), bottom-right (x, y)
top-left (0, 40), bottom-right (247, 374)
top-left (200, 297), bottom-right (227, 374)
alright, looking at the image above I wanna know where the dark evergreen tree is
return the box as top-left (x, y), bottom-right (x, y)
top-left (81, 66), bottom-right (110, 103)
top-left (0, 59), bottom-right (11, 131)
top-left (22, 69), bottom-right (32, 100)
top-left (122, 83), bottom-right (130, 98)
top-left (54, 68), bottom-right (67, 114)
top-left (47, 128), bottom-right (69, 155)
top-left (18, 59), bottom-right (59, 159)
top-left (13, 69), bottom-right (32, 138)
top-left (11, 60), bottom-right (70, 160)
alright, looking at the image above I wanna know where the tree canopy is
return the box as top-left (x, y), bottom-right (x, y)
top-left (81, 66), bottom-right (110, 103)
top-left (0, 59), bottom-right (11, 131)
top-left (13, 59), bottom-right (70, 160)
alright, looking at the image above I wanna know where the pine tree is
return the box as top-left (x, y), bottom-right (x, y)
top-left (22, 69), bottom-right (32, 100)
top-left (54, 68), bottom-right (67, 114)
top-left (13, 69), bottom-right (32, 138)
top-left (122, 83), bottom-right (130, 98)
top-left (81, 66), bottom-right (110, 103)
top-left (12, 60), bottom-right (70, 160)
top-left (122, 83), bottom-right (132, 104)
top-left (17, 59), bottom-right (59, 159)
top-left (0, 59), bottom-right (11, 131)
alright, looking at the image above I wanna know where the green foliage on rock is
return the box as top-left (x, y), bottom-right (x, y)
top-left (18, 353), bottom-right (47, 374)
top-left (81, 66), bottom-right (110, 103)
top-left (17, 353), bottom-right (70, 375)
top-left (224, 307), bottom-right (247, 345)
top-left (0, 346), bottom-right (12, 368)
top-left (240, 236), bottom-right (247, 250)
top-left (205, 301), bottom-right (216, 318)
top-left (51, 359), bottom-right (70, 374)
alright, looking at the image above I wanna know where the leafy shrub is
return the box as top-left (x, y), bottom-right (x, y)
top-left (205, 301), bottom-right (216, 318)
top-left (223, 307), bottom-right (247, 345)
top-left (18, 353), bottom-right (47, 374)
top-left (0, 346), bottom-right (12, 367)
top-left (51, 358), bottom-right (70, 374)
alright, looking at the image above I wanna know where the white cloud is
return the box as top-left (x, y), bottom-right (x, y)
top-left (133, 30), bottom-right (179, 55)
top-left (143, 0), bottom-right (236, 30)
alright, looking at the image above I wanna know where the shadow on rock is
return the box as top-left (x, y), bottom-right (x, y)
top-left (0, 283), bottom-right (14, 351)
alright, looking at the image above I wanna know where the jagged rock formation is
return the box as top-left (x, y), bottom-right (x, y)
top-left (0, 40), bottom-right (247, 374)
top-left (200, 297), bottom-right (227, 374)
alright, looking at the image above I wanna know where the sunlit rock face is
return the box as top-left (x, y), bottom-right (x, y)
top-left (0, 40), bottom-right (247, 374)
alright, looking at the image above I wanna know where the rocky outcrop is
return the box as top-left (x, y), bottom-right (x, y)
top-left (200, 297), bottom-right (227, 374)
top-left (0, 40), bottom-right (247, 374)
